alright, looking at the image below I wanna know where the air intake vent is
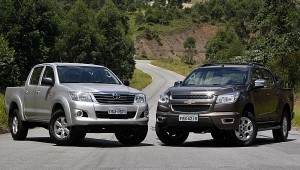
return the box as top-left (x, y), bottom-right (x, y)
top-left (172, 95), bottom-right (213, 100)
top-left (172, 105), bottom-right (210, 112)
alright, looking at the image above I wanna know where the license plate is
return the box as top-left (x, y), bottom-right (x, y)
top-left (108, 107), bottom-right (127, 114)
top-left (179, 114), bottom-right (198, 122)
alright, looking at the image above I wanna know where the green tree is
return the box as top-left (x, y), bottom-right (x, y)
top-left (183, 37), bottom-right (196, 64)
top-left (252, 0), bottom-right (300, 61)
top-left (250, 0), bottom-right (300, 87)
top-left (0, 35), bottom-right (19, 92)
top-left (54, 0), bottom-right (105, 64)
top-left (205, 25), bottom-right (244, 62)
top-left (0, 0), bottom-right (60, 83)
top-left (97, 0), bottom-right (135, 79)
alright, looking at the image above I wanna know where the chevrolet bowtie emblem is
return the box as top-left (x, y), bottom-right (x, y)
top-left (184, 100), bottom-right (196, 105)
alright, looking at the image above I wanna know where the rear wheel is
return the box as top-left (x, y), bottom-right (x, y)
top-left (115, 125), bottom-right (148, 145)
top-left (49, 109), bottom-right (77, 146)
top-left (9, 109), bottom-right (28, 140)
top-left (155, 123), bottom-right (189, 146)
top-left (228, 111), bottom-right (257, 146)
top-left (273, 111), bottom-right (289, 142)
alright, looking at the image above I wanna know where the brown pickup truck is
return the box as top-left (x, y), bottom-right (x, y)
top-left (155, 63), bottom-right (294, 146)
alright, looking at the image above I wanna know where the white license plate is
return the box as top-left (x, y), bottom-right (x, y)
top-left (108, 107), bottom-right (127, 114)
top-left (179, 114), bottom-right (198, 122)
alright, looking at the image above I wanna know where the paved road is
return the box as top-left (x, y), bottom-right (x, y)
top-left (1, 60), bottom-right (300, 170)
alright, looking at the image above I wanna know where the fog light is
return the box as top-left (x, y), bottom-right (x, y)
top-left (76, 110), bottom-right (83, 117)
top-left (221, 118), bottom-right (234, 124)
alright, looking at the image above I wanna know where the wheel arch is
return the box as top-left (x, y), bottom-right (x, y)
top-left (51, 96), bottom-right (72, 125)
top-left (243, 103), bottom-right (255, 116)
top-left (9, 97), bottom-right (26, 121)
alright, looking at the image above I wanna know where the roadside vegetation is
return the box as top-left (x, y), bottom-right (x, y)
top-left (0, 94), bottom-right (8, 133)
top-left (293, 94), bottom-right (300, 128)
top-left (151, 57), bottom-right (198, 76)
top-left (129, 69), bottom-right (152, 90)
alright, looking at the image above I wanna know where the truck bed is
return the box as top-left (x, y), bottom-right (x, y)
top-left (5, 87), bottom-right (25, 114)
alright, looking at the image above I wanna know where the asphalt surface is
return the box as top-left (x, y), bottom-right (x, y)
top-left (1, 60), bottom-right (300, 170)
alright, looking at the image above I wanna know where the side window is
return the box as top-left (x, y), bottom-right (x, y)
top-left (41, 66), bottom-right (55, 86)
top-left (30, 67), bottom-right (44, 85)
top-left (251, 68), bottom-right (261, 81)
top-left (262, 69), bottom-right (274, 87)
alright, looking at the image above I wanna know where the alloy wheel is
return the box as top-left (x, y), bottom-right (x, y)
top-left (235, 117), bottom-right (254, 141)
top-left (54, 117), bottom-right (70, 139)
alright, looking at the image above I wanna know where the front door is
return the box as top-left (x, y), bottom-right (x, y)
top-left (35, 66), bottom-right (55, 122)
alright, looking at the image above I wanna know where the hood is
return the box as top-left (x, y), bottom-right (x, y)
top-left (167, 85), bottom-right (246, 96)
top-left (62, 83), bottom-right (141, 94)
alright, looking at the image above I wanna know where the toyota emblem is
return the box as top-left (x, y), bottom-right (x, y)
top-left (112, 93), bottom-right (121, 100)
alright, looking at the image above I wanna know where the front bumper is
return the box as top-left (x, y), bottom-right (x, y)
top-left (68, 101), bottom-right (149, 126)
top-left (156, 111), bottom-right (241, 130)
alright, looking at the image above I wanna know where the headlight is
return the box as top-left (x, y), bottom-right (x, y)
top-left (159, 93), bottom-right (169, 103)
top-left (134, 94), bottom-right (146, 103)
top-left (70, 91), bottom-right (93, 102)
top-left (216, 92), bottom-right (240, 104)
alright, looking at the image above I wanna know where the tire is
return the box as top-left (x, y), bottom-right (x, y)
top-left (8, 109), bottom-right (28, 140)
top-left (155, 123), bottom-right (189, 146)
top-left (211, 129), bottom-right (226, 141)
top-left (49, 109), bottom-right (77, 146)
top-left (273, 111), bottom-right (289, 142)
top-left (228, 111), bottom-right (257, 146)
top-left (115, 125), bottom-right (148, 145)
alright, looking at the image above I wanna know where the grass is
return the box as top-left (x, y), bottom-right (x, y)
top-left (129, 69), bottom-right (152, 90)
top-left (0, 93), bottom-right (8, 133)
top-left (292, 93), bottom-right (300, 128)
top-left (128, 13), bottom-right (196, 37)
top-left (151, 57), bottom-right (199, 76)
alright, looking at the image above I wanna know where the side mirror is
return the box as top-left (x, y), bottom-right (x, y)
top-left (122, 80), bottom-right (130, 86)
top-left (174, 81), bottom-right (182, 87)
top-left (254, 79), bottom-right (266, 88)
top-left (42, 77), bottom-right (54, 86)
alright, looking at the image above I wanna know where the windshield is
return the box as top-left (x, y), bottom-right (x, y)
top-left (57, 66), bottom-right (121, 84)
top-left (183, 67), bottom-right (248, 86)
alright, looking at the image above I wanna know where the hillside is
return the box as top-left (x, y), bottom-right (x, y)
top-left (134, 24), bottom-right (218, 61)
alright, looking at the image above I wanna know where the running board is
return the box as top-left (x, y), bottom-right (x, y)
top-left (258, 125), bottom-right (281, 131)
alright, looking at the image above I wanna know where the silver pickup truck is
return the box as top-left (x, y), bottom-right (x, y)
top-left (5, 63), bottom-right (149, 145)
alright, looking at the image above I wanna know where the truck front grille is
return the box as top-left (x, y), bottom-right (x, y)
top-left (93, 93), bottom-right (135, 104)
top-left (96, 111), bottom-right (136, 119)
top-left (172, 105), bottom-right (210, 112)
top-left (172, 95), bottom-right (213, 100)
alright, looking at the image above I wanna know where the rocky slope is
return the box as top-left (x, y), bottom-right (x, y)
top-left (134, 24), bottom-right (218, 61)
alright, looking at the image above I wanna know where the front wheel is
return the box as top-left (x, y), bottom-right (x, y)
top-left (228, 111), bottom-right (257, 146)
top-left (155, 123), bottom-right (189, 146)
top-left (49, 109), bottom-right (77, 146)
top-left (273, 111), bottom-right (289, 142)
top-left (9, 109), bottom-right (28, 140)
top-left (115, 125), bottom-right (148, 145)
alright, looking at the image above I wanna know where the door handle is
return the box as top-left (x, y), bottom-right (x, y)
top-left (36, 90), bottom-right (41, 95)
top-left (48, 92), bottom-right (54, 96)
top-left (25, 90), bottom-right (29, 94)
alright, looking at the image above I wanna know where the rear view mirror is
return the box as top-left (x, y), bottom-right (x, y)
top-left (122, 80), bottom-right (130, 86)
top-left (42, 77), bottom-right (54, 86)
top-left (174, 81), bottom-right (182, 87)
top-left (254, 79), bottom-right (266, 88)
